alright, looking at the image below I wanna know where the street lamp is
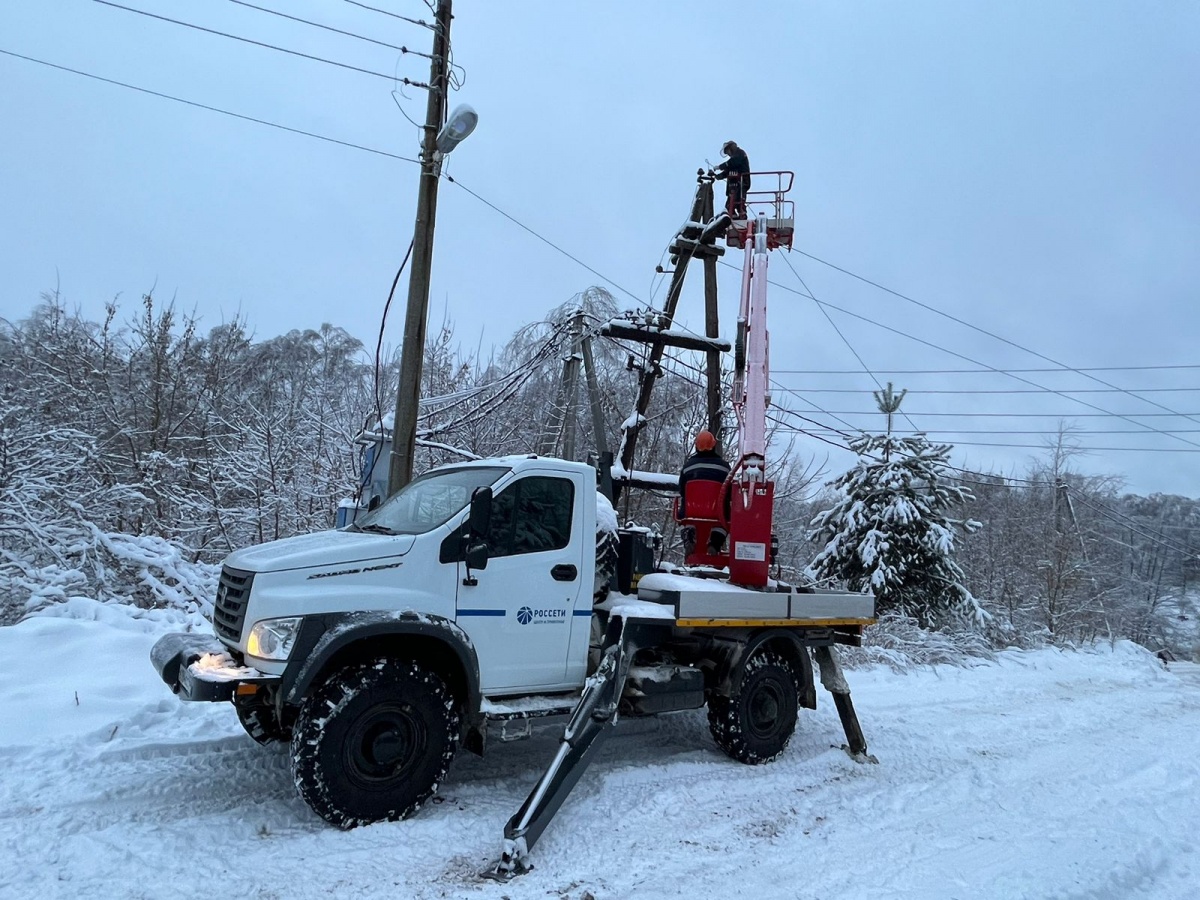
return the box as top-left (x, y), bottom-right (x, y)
top-left (436, 104), bottom-right (478, 156)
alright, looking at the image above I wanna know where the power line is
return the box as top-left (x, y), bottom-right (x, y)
top-left (759, 272), bottom-right (1200, 451)
top-left (803, 427), bottom-right (1200, 436)
top-left (1069, 492), bottom-right (1196, 557)
top-left (342, 0), bottom-right (435, 30)
top-left (768, 380), bottom-right (874, 435)
top-left (774, 364), bottom-right (1200, 375)
top-left (784, 409), bottom-right (1200, 418)
top-left (445, 175), bottom-right (645, 306)
top-left (226, 0), bottom-right (432, 57)
top-left (773, 386), bottom-right (1200, 395)
top-left (734, 253), bottom-right (1200, 448)
top-left (776, 251), bottom-right (920, 434)
top-left (765, 398), bottom-right (1058, 489)
top-left (793, 247), bottom-right (1200, 428)
top-left (768, 428), bottom-right (1200, 453)
top-left (90, 0), bottom-right (430, 88)
top-left (661, 344), bottom-right (1057, 489)
top-left (0, 48), bottom-right (420, 164)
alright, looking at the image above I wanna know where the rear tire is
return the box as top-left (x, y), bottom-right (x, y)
top-left (291, 657), bottom-right (459, 827)
top-left (707, 650), bottom-right (799, 764)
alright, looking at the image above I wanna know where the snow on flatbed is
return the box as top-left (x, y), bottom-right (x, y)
top-left (1, 600), bottom-right (1198, 899)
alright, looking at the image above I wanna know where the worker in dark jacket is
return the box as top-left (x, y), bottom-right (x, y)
top-left (679, 430), bottom-right (731, 555)
top-left (680, 430), bottom-right (731, 497)
top-left (713, 141), bottom-right (751, 219)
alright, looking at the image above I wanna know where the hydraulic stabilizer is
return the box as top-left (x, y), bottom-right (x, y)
top-left (489, 614), bottom-right (670, 879)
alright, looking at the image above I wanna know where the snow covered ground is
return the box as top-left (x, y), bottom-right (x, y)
top-left (1, 600), bottom-right (1198, 900)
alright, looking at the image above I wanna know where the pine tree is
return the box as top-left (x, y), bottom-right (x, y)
top-left (805, 384), bottom-right (985, 628)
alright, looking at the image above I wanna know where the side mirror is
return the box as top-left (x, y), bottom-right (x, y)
top-left (462, 487), bottom-right (492, 586)
top-left (468, 486), bottom-right (492, 537)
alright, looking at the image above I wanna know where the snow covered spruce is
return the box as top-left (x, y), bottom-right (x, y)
top-left (807, 428), bottom-right (985, 629)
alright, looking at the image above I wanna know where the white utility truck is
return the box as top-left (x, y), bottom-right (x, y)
top-left (151, 457), bottom-right (873, 870)
top-left (152, 183), bottom-right (877, 875)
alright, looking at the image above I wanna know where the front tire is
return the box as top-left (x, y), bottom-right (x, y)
top-left (234, 697), bottom-right (290, 745)
top-left (291, 658), bottom-right (459, 827)
top-left (707, 650), bottom-right (799, 764)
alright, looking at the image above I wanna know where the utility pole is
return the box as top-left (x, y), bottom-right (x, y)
top-left (561, 312), bottom-right (585, 460)
top-left (538, 311), bottom-right (585, 459)
top-left (389, 0), bottom-right (453, 495)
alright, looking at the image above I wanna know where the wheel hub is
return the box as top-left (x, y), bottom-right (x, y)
top-left (347, 703), bottom-right (426, 783)
top-left (747, 679), bottom-right (784, 738)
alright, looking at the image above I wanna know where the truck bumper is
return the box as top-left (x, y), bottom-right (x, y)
top-left (151, 632), bottom-right (278, 702)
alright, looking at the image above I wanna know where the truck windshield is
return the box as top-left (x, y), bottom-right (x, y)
top-left (352, 466), bottom-right (509, 535)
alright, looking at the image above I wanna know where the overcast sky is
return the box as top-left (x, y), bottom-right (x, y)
top-left (2, 1), bottom-right (1198, 497)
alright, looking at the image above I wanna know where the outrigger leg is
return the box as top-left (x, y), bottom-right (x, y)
top-left (813, 645), bottom-right (878, 764)
top-left (487, 615), bottom-right (669, 880)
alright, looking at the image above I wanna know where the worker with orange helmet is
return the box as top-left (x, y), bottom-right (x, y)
top-left (680, 430), bottom-right (730, 492)
top-left (679, 430), bottom-right (731, 556)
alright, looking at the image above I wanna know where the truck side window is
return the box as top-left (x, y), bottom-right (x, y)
top-left (486, 477), bottom-right (574, 558)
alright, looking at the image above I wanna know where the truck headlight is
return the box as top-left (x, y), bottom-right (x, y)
top-left (246, 617), bottom-right (303, 661)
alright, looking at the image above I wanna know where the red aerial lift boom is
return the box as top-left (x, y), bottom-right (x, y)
top-left (678, 171), bottom-right (796, 587)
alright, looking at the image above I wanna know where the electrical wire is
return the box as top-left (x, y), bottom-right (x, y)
top-left (800, 427), bottom-right (1200, 436)
top-left (772, 386), bottom-right (1200, 395)
top-left (758, 271), bottom-right (1200, 451)
top-left (90, 0), bottom-right (431, 88)
top-left (777, 251), bottom-right (921, 435)
top-left (660, 342), bottom-right (1057, 489)
top-left (0, 48), bottom-right (421, 164)
top-left (721, 254), bottom-right (1200, 446)
top-left (355, 237), bottom-right (418, 509)
top-left (424, 180), bottom-right (1200, 466)
top-left (342, 0), bottom-right (435, 30)
top-left (445, 175), bottom-right (645, 306)
top-left (781, 409), bottom-right (1200, 418)
top-left (226, 0), bottom-right (431, 56)
top-left (774, 364), bottom-right (1200, 375)
top-left (766, 430), bottom-right (1200, 453)
top-left (793, 247), bottom-right (1200, 428)
top-left (1069, 492), bottom-right (1197, 557)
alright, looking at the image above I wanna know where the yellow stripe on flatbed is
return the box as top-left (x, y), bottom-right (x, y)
top-left (675, 617), bottom-right (876, 628)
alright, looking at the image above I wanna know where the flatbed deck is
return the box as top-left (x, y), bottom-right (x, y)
top-left (632, 571), bottom-right (875, 628)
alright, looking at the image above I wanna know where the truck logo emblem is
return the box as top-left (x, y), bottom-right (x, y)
top-left (516, 606), bottom-right (566, 625)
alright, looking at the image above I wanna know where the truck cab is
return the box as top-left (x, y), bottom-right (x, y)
top-left (153, 455), bottom-right (601, 824)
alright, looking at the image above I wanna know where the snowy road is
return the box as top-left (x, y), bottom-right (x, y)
top-left (1, 601), bottom-right (1197, 900)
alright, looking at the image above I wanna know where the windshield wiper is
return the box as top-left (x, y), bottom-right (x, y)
top-left (358, 524), bottom-right (397, 535)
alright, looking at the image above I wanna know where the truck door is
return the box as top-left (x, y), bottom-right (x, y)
top-left (456, 473), bottom-right (585, 694)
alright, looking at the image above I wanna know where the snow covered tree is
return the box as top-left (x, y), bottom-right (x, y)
top-left (806, 385), bottom-right (985, 628)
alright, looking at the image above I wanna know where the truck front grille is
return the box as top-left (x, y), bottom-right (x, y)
top-left (212, 566), bottom-right (254, 643)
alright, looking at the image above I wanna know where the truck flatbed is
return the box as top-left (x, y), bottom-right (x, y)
top-left (633, 571), bottom-right (875, 628)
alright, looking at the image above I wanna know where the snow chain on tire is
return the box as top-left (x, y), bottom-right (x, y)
top-left (290, 657), bottom-right (459, 828)
top-left (707, 649), bottom-right (800, 765)
top-left (234, 699), bottom-right (290, 745)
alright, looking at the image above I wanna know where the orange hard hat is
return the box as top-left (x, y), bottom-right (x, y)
top-left (694, 430), bottom-right (716, 452)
